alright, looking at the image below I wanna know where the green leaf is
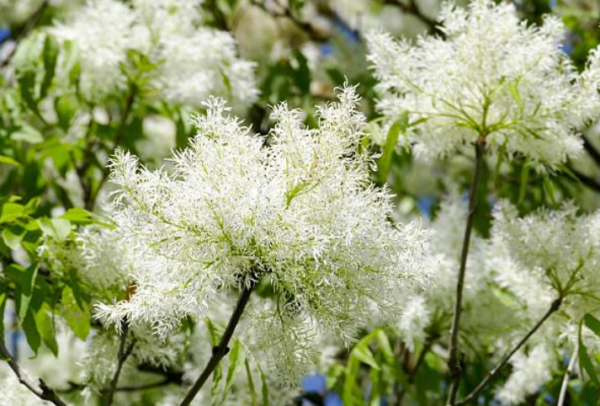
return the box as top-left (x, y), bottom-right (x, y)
top-left (508, 81), bottom-right (524, 113)
top-left (491, 284), bottom-right (520, 309)
top-left (35, 304), bottom-right (58, 356)
top-left (352, 345), bottom-right (380, 370)
top-left (293, 51), bottom-right (310, 93)
top-left (0, 156), bottom-right (21, 167)
top-left (41, 35), bottom-right (59, 99)
top-left (584, 314), bottom-right (600, 338)
top-left (378, 112), bottom-right (408, 184)
top-left (19, 263), bottom-right (39, 321)
top-left (13, 33), bottom-right (42, 71)
top-left (17, 70), bottom-right (40, 115)
top-left (24, 197), bottom-right (40, 215)
top-left (374, 329), bottom-right (394, 363)
top-left (257, 362), bottom-right (269, 406)
top-left (221, 71), bottom-right (232, 94)
top-left (55, 95), bottom-right (77, 131)
top-left (204, 319), bottom-right (224, 402)
top-left (0, 202), bottom-right (25, 223)
top-left (39, 218), bottom-right (71, 242)
top-left (0, 286), bottom-right (7, 338)
top-left (221, 339), bottom-right (244, 403)
top-left (2, 224), bottom-right (26, 250)
top-left (60, 208), bottom-right (93, 225)
top-left (579, 323), bottom-right (599, 385)
top-left (22, 310), bottom-right (41, 354)
top-left (245, 358), bottom-right (258, 406)
top-left (11, 125), bottom-right (43, 144)
top-left (5, 262), bottom-right (39, 321)
top-left (62, 41), bottom-right (81, 89)
top-left (343, 356), bottom-right (365, 406)
top-left (518, 158), bottom-right (530, 204)
top-left (62, 287), bottom-right (91, 340)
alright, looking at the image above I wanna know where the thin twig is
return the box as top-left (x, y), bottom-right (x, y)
top-left (179, 283), bottom-right (255, 406)
top-left (0, 339), bottom-right (68, 406)
top-left (447, 136), bottom-right (486, 405)
top-left (557, 343), bottom-right (578, 406)
top-left (456, 297), bottom-right (562, 405)
top-left (103, 321), bottom-right (136, 406)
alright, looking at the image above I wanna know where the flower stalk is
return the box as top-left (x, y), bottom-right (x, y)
top-left (179, 282), bottom-right (255, 406)
top-left (447, 135), bottom-right (486, 405)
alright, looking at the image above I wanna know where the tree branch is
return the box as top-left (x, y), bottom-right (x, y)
top-left (179, 283), bottom-right (255, 406)
top-left (456, 297), bottom-right (562, 405)
top-left (447, 136), bottom-right (486, 405)
top-left (103, 321), bottom-right (136, 406)
top-left (0, 339), bottom-right (68, 406)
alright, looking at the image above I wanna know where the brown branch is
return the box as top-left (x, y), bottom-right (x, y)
top-left (179, 283), bottom-right (255, 406)
top-left (447, 136), bottom-right (486, 405)
top-left (0, 339), bottom-right (68, 406)
top-left (103, 321), bottom-right (136, 406)
top-left (456, 297), bottom-right (562, 405)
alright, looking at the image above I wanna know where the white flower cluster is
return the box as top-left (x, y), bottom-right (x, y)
top-left (396, 193), bottom-right (517, 354)
top-left (407, 194), bottom-right (600, 404)
top-left (366, 0), bottom-right (600, 168)
top-left (103, 87), bottom-right (429, 357)
top-left (393, 194), bottom-right (590, 404)
top-left (40, 225), bottom-right (130, 294)
top-left (491, 201), bottom-right (600, 306)
top-left (51, 0), bottom-right (258, 109)
top-left (496, 344), bottom-right (554, 405)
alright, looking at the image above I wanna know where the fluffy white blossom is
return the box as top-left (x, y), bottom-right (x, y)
top-left (393, 193), bottom-right (527, 358)
top-left (496, 344), bottom-right (554, 405)
top-left (366, 0), bottom-right (600, 168)
top-left (50, 0), bottom-right (258, 108)
top-left (104, 87), bottom-right (429, 355)
top-left (40, 225), bottom-right (130, 294)
top-left (51, 0), bottom-right (139, 99)
top-left (79, 329), bottom-right (181, 395)
top-left (491, 202), bottom-right (600, 304)
top-left (397, 294), bottom-right (430, 352)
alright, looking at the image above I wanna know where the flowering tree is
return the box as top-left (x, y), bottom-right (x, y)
top-left (3, 0), bottom-right (600, 405)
